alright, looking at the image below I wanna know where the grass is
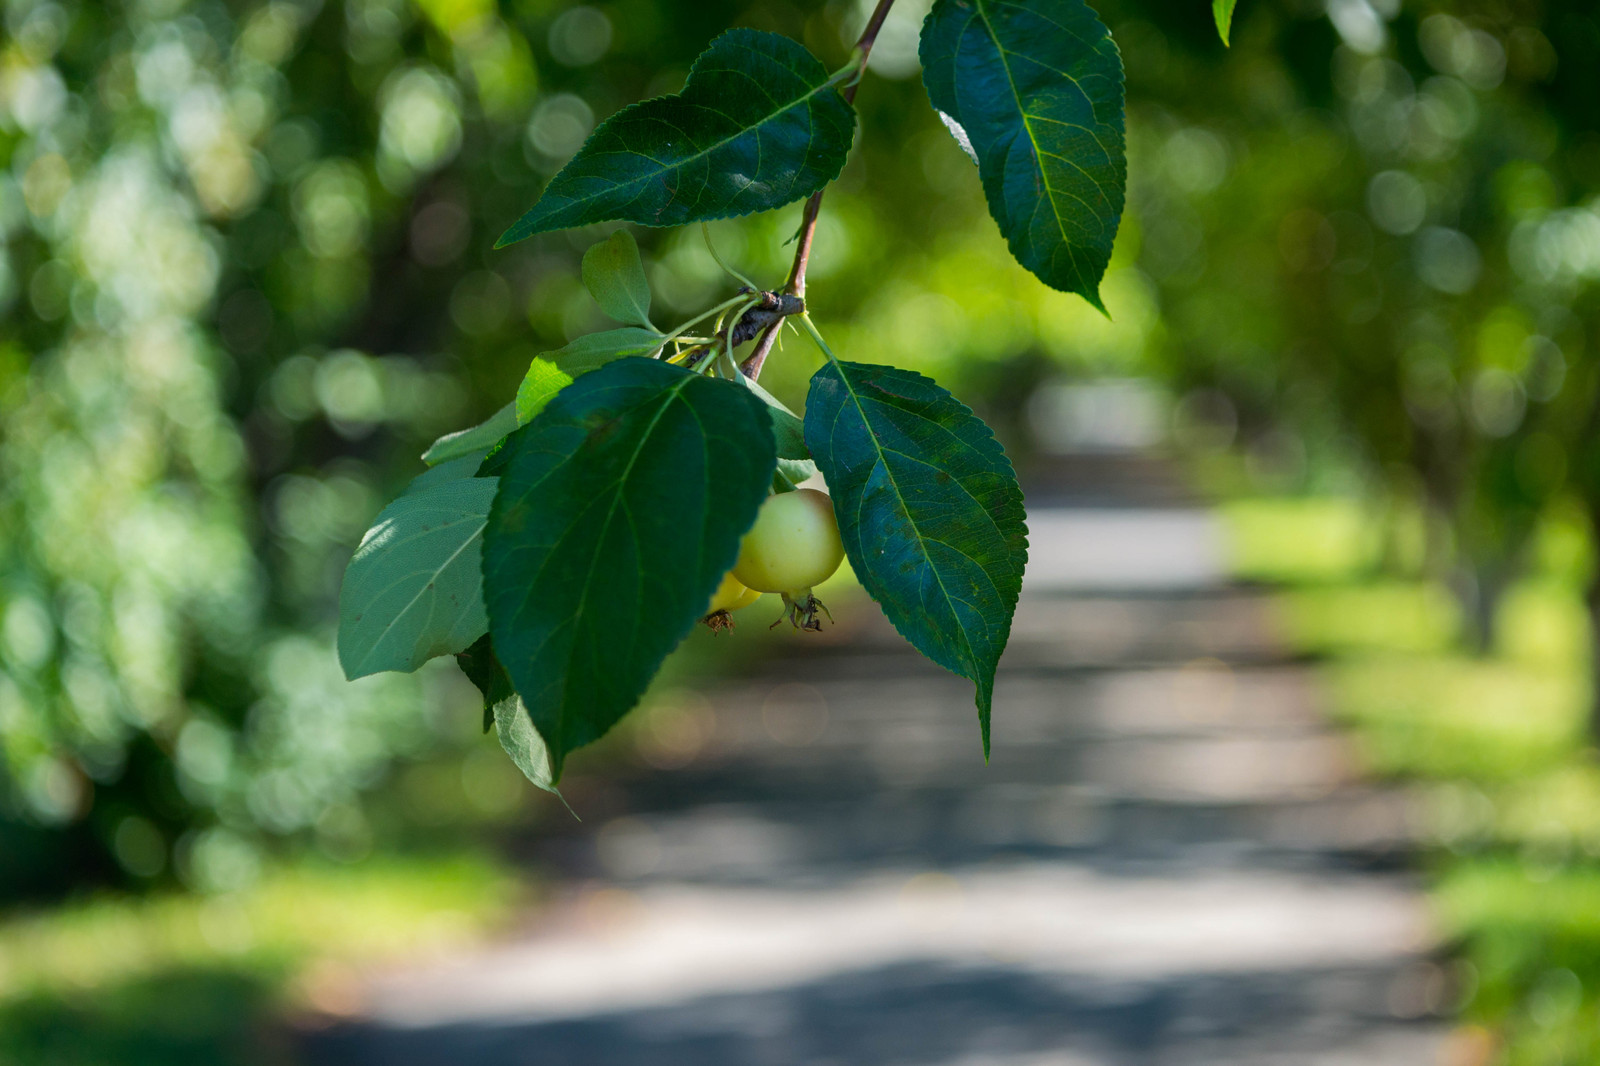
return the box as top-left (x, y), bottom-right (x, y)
top-left (0, 854), bottom-right (519, 1066)
top-left (1220, 495), bottom-right (1600, 1065)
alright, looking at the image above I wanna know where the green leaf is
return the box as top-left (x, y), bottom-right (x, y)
top-left (404, 453), bottom-right (486, 494)
top-left (1213, 0), bottom-right (1237, 45)
top-left (496, 29), bottom-right (856, 245)
top-left (421, 403), bottom-right (517, 465)
top-left (804, 360), bottom-right (1027, 755)
top-left (482, 357), bottom-right (777, 777)
top-left (455, 635), bottom-right (560, 793)
top-left (338, 474), bottom-right (496, 680)
top-left (739, 374), bottom-right (817, 487)
top-left (920, 0), bottom-right (1126, 311)
top-left (495, 695), bottom-right (561, 794)
top-left (456, 633), bottom-right (514, 734)
top-left (546, 327), bottom-right (665, 376)
top-left (516, 358), bottom-right (573, 425)
top-left (582, 231), bottom-right (655, 329)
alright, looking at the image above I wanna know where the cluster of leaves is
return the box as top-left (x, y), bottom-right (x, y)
top-left (337, 0), bottom-right (1164, 785)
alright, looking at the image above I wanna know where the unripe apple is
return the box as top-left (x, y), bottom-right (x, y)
top-left (733, 488), bottom-right (844, 594)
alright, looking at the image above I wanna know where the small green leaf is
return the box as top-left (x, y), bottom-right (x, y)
top-left (547, 327), bottom-right (665, 375)
top-left (804, 360), bottom-right (1027, 755)
top-left (920, 0), bottom-right (1126, 311)
top-left (1214, 0), bottom-right (1237, 45)
top-left (516, 358), bottom-right (573, 425)
top-left (582, 231), bottom-right (655, 329)
top-left (456, 634), bottom-right (560, 794)
top-left (739, 374), bottom-right (817, 486)
top-left (496, 29), bottom-right (855, 244)
top-left (421, 403), bottom-right (517, 465)
top-left (483, 357), bottom-right (777, 776)
top-left (495, 695), bottom-right (560, 793)
top-left (338, 475), bottom-right (496, 680)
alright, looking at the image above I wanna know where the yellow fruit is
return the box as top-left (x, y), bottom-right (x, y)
top-left (732, 488), bottom-right (844, 594)
top-left (708, 571), bottom-right (761, 613)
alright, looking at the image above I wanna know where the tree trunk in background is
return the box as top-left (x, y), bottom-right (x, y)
top-left (1588, 570), bottom-right (1600, 744)
top-left (1458, 560), bottom-right (1510, 658)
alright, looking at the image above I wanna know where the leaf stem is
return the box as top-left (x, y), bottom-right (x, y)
top-left (742, 0), bottom-right (898, 379)
top-left (701, 223), bottom-right (760, 291)
top-left (660, 294), bottom-right (750, 350)
top-left (796, 314), bottom-right (839, 364)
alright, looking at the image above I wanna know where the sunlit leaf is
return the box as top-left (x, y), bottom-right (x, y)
top-left (496, 29), bottom-right (855, 244)
top-left (1214, 0), bottom-right (1237, 45)
top-left (582, 230), bottom-right (655, 329)
top-left (338, 475), bottom-right (496, 679)
top-left (805, 360), bottom-right (1027, 755)
top-left (456, 634), bottom-right (560, 793)
top-left (516, 358), bottom-right (573, 425)
top-left (421, 403), bottom-right (517, 465)
top-left (920, 0), bottom-right (1126, 311)
top-left (482, 358), bottom-right (776, 776)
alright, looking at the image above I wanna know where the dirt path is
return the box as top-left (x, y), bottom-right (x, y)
top-left (302, 461), bottom-right (1448, 1065)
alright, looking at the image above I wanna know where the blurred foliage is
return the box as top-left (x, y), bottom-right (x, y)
top-left (1226, 499), bottom-right (1600, 1063)
top-left (0, 0), bottom-right (1596, 1059)
top-left (0, 852), bottom-right (515, 1064)
top-left (0, 0), bottom-right (1596, 1031)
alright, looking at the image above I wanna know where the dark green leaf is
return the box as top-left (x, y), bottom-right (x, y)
top-left (516, 358), bottom-right (573, 425)
top-left (456, 635), bottom-right (560, 793)
top-left (546, 327), bottom-right (665, 376)
top-left (422, 403), bottom-right (517, 465)
top-left (804, 360), bottom-right (1027, 755)
top-left (338, 475), bottom-right (496, 679)
top-left (482, 357), bottom-right (777, 776)
top-left (1213, 0), bottom-right (1237, 45)
top-left (456, 633), bottom-right (514, 734)
top-left (920, 0), bottom-right (1126, 311)
top-left (496, 29), bottom-right (855, 244)
top-left (583, 231), bottom-right (655, 329)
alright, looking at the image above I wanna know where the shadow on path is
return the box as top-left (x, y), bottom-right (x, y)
top-left (299, 458), bottom-right (1448, 1064)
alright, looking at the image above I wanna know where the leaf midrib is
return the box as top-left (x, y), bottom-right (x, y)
top-left (959, 0), bottom-right (1120, 285)
top-left (828, 363), bottom-right (982, 680)
top-left (507, 374), bottom-right (695, 757)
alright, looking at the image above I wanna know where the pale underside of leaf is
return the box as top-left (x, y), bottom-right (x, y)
top-left (494, 695), bottom-right (561, 795)
top-left (421, 403), bottom-right (517, 465)
top-left (338, 475), bottom-right (497, 679)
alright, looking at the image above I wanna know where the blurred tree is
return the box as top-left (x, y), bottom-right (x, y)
top-left (4, 0), bottom-right (1599, 896)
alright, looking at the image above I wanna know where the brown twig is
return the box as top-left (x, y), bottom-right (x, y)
top-left (741, 0), bottom-right (898, 378)
top-left (682, 290), bottom-right (806, 370)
